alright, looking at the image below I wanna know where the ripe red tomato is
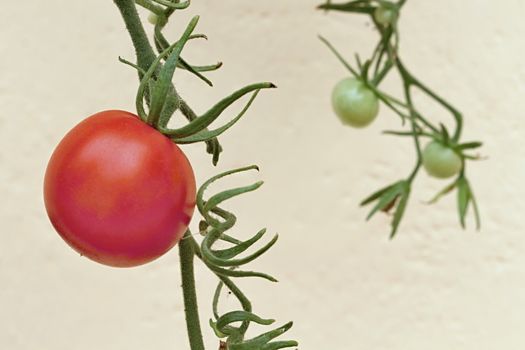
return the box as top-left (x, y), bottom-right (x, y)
top-left (44, 110), bottom-right (196, 267)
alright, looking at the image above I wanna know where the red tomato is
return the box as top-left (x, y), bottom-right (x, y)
top-left (44, 110), bottom-right (196, 267)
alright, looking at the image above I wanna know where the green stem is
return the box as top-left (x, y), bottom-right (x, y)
top-left (114, 0), bottom-right (157, 74)
top-left (179, 231), bottom-right (206, 350)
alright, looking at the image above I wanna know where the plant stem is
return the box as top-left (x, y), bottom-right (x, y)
top-left (179, 231), bottom-right (206, 350)
top-left (114, 0), bottom-right (157, 74)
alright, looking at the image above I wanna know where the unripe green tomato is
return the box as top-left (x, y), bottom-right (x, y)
top-left (331, 78), bottom-right (380, 128)
top-left (422, 141), bottom-right (463, 179)
top-left (148, 12), bottom-right (159, 25)
top-left (374, 6), bottom-right (397, 27)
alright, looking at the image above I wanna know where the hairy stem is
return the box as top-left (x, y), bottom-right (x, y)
top-left (179, 231), bottom-right (206, 350)
top-left (114, 0), bottom-right (157, 74)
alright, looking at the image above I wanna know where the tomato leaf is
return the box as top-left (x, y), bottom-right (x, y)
top-left (318, 35), bottom-right (360, 78)
top-left (456, 141), bottom-right (483, 151)
top-left (366, 181), bottom-right (406, 220)
top-left (229, 322), bottom-right (298, 350)
top-left (427, 179), bottom-right (458, 204)
top-left (160, 82), bottom-right (274, 138)
top-left (457, 177), bottom-right (470, 228)
top-left (217, 311), bottom-right (275, 331)
top-left (470, 188), bottom-right (482, 230)
top-left (456, 177), bottom-right (481, 230)
top-left (360, 180), bottom-right (404, 206)
top-left (172, 89), bottom-right (262, 144)
top-left (317, 0), bottom-right (375, 14)
top-left (390, 184), bottom-right (410, 238)
top-left (212, 229), bottom-right (270, 259)
top-left (383, 130), bottom-right (420, 137)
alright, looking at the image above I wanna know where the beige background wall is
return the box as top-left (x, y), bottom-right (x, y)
top-left (1, 0), bottom-right (524, 349)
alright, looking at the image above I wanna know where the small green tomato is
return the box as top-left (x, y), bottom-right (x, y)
top-left (148, 12), bottom-right (159, 25)
top-left (331, 78), bottom-right (380, 128)
top-left (374, 5), bottom-right (397, 27)
top-left (422, 141), bottom-right (463, 179)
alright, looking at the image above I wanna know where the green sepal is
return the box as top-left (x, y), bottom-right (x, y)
top-left (455, 141), bottom-right (483, 151)
top-left (159, 82), bottom-right (275, 138)
top-left (147, 16), bottom-right (199, 125)
top-left (171, 89), bottom-right (263, 144)
top-left (317, 0), bottom-right (375, 14)
top-left (439, 123), bottom-right (450, 145)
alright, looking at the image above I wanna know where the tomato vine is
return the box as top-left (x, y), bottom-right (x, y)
top-left (318, 0), bottom-right (483, 237)
top-left (112, 0), bottom-right (297, 349)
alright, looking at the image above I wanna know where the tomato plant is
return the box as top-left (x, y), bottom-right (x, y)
top-left (319, 0), bottom-right (483, 235)
top-left (44, 1), bottom-right (298, 349)
top-left (422, 141), bottom-right (462, 179)
top-left (44, 110), bottom-right (196, 267)
top-left (332, 77), bottom-right (379, 127)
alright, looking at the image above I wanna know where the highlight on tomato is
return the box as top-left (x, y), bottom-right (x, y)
top-left (44, 110), bottom-right (196, 267)
top-left (331, 77), bottom-right (380, 128)
top-left (422, 140), bottom-right (463, 179)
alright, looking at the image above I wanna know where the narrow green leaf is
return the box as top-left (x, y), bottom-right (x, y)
top-left (230, 322), bottom-right (295, 350)
top-left (427, 179), bottom-right (458, 204)
top-left (456, 141), bottom-right (483, 151)
top-left (360, 180), bottom-right (403, 206)
top-left (366, 182), bottom-right (406, 220)
top-left (469, 186), bottom-right (482, 230)
top-left (213, 229), bottom-right (267, 259)
top-left (152, 0), bottom-right (190, 9)
top-left (159, 82), bottom-right (274, 138)
top-left (390, 185), bottom-right (410, 238)
top-left (197, 165), bottom-right (259, 216)
top-left (148, 16), bottom-right (199, 124)
top-left (318, 35), bottom-right (360, 77)
top-left (216, 311), bottom-right (275, 330)
top-left (172, 90), bottom-right (262, 144)
top-left (317, 0), bottom-right (375, 14)
top-left (457, 177), bottom-right (470, 228)
top-left (203, 181), bottom-right (263, 214)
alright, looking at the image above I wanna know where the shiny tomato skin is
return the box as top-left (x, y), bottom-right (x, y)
top-left (44, 110), bottom-right (196, 267)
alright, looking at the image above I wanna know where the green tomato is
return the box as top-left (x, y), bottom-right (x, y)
top-left (422, 141), bottom-right (463, 179)
top-left (148, 12), bottom-right (159, 25)
top-left (331, 78), bottom-right (380, 128)
top-left (374, 6), bottom-right (397, 27)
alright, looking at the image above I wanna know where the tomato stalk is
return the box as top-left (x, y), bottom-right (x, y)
top-left (179, 231), bottom-right (206, 350)
top-left (319, 0), bottom-right (483, 235)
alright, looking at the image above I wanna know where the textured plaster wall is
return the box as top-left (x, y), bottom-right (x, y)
top-left (1, 0), bottom-right (524, 349)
